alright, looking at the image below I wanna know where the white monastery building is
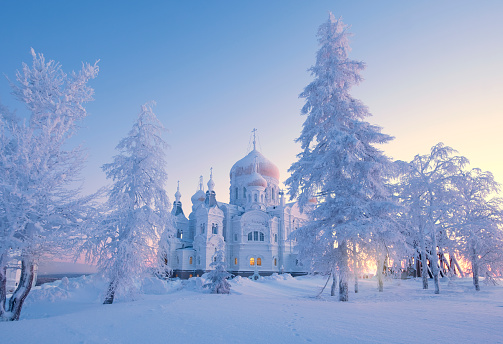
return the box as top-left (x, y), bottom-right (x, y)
top-left (166, 137), bottom-right (313, 278)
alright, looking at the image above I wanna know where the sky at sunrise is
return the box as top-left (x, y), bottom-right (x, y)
top-left (1, 0), bottom-right (502, 217)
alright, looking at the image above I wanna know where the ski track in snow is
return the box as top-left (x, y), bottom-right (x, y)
top-left (1, 275), bottom-right (502, 344)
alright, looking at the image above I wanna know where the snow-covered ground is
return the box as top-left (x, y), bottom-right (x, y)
top-left (1, 274), bottom-right (502, 344)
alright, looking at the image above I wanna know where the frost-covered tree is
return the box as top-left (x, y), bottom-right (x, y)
top-left (286, 14), bottom-right (397, 301)
top-left (0, 50), bottom-right (98, 321)
top-left (92, 102), bottom-right (172, 304)
top-left (396, 143), bottom-right (468, 294)
top-left (450, 168), bottom-right (503, 290)
top-left (204, 241), bottom-right (231, 294)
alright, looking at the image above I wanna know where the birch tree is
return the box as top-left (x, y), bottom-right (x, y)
top-left (0, 50), bottom-right (98, 321)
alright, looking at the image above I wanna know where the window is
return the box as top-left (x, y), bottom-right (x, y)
top-left (274, 234), bottom-right (277, 243)
top-left (212, 223), bottom-right (218, 234)
top-left (200, 223), bottom-right (205, 234)
top-left (234, 234), bottom-right (238, 241)
top-left (189, 256), bottom-right (193, 264)
top-left (248, 232), bottom-right (253, 241)
top-left (197, 256), bottom-right (201, 264)
top-left (260, 233), bottom-right (264, 241)
top-left (274, 258), bottom-right (277, 266)
top-left (272, 189), bottom-right (275, 200)
top-left (250, 257), bottom-right (255, 266)
top-left (235, 187), bottom-right (238, 199)
top-left (257, 258), bottom-right (262, 266)
top-left (254, 231), bottom-right (258, 241)
top-left (254, 194), bottom-right (258, 202)
top-left (234, 258), bottom-right (238, 265)
top-left (243, 187), bottom-right (246, 198)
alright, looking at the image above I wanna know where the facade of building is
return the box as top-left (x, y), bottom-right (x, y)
top-left (166, 142), bottom-right (313, 279)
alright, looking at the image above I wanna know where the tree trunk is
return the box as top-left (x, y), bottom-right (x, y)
top-left (376, 258), bottom-right (384, 292)
top-left (330, 273), bottom-right (337, 296)
top-left (418, 224), bottom-right (429, 290)
top-left (430, 224), bottom-right (440, 294)
top-left (471, 248), bottom-right (480, 291)
top-left (103, 280), bottom-right (117, 304)
top-left (0, 255), bottom-right (7, 318)
top-left (353, 245), bottom-right (359, 293)
top-left (6, 258), bottom-right (35, 321)
top-left (338, 242), bottom-right (349, 302)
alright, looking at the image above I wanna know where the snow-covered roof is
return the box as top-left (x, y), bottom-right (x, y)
top-left (230, 149), bottom-right (279, 181)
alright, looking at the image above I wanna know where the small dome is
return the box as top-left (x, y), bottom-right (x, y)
top-left (230, 149), bottom-right (279, 181)
top-left (191, 190), bottom-right (205, 204)
top-left (207, 178), bottom-right (215, 192)
top-left (247, 171), bottom-right (267, 188)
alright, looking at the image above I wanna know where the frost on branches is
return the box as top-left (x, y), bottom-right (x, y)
top-left (0, 50), bottom-right (98, 321)
top-left (286, 14), bottom-right (399, 302)
top-left (90, 102), bottom-right (173, 304)
top-left (204, 241), bottom-right (231, 294)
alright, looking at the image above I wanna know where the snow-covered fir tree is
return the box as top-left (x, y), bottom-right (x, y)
top-left (204, 240), bottom-right (231, 294)
top-left (0, 50), bottom-right (98, 321)
top-left (286, 14), bottom-right (397, 301)
top-left (94, 102), bottom-right (173, 304)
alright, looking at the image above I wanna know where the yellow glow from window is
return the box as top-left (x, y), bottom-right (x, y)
top-left (250, 257), bottom-right (255, 266)
top-left (234, 258), bottom-right (238, 265)
top-left (189, 256), bottom-right (193, 264)
top-left (257, 258), bottom-right (262, 266)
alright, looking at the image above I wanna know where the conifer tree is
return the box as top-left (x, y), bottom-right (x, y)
top-left (286, 14), bottom-right (396, 301)
top-left (204, 241), bottom-right (231, 294)
top-left (94, 102), bottom-right (172, 304)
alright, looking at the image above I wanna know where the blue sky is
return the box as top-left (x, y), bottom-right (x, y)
top-left (1, 1), bottom-right (502, 216)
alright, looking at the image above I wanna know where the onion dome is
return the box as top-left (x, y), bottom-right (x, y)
top-left (191, 176), bottom-right (206, 204)
top-left (247, 157), bottom-right (267, 188)
top-left (230, 149), bottom-right (280, 181)
top-left (174, 181), bottom-right (181, 202)
top-left (207, 168), bottom-right (215, 192)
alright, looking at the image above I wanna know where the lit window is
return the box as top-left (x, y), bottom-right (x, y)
top-left (257, 258), bottom-right (262, 266)
top-left (234, 258), bottom-right (238, 265)
top-left (189, 274), bottom-right (193, 278)
top-left (248, 232), bottom-right (252, 241)
top-left (250, 257), bottom-right (255, 266)
top-left (254, 231), bottom-right (258, 241)
top-left (189, 256), bottom-right (193, 264)
top-left (274, 258), bottom-right (277, 266)
top-left (260, 233), bottom-right (264, 241)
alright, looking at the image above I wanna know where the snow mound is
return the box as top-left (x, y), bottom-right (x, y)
top-left (141, 277), bottom-right (170, 295)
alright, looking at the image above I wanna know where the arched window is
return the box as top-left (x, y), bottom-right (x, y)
top-left (274, 234), bottom-right (277, 243)
top-left (234, 234), bottom-right (238, 241)
top-left (243, 187), bottom-right (247, 198)
top-left (272, 188), bottom-right (275, 200)
top-left (235, 187), bottom-right (238, 200)
top-left (200, 223), bottom-right (205, 234)
top-left (250, 257), bottom-right (255, 266)
top-left (257, 258), bottom-right (262, 266)
top-left (234, 258), bottom-right (238, 265)
top-left (260, 232), bottom-right (264, 241)
top-left (254, 231), bottom-right (258, 241)
top-left (254, 194), bottom-right (258, 202)
top-left (212, 223), bottom-right (218, 234)
top-left (248, 232), bottom-right (252, 241)
top-left (189, 256), bottom-right (193, 265)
